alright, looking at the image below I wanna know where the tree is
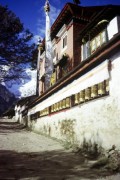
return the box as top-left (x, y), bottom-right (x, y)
top-left (0, 4), bottom-right (37, 82)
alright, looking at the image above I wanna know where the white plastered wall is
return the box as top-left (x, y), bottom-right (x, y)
top-left (28, 60), bottom-right (109, 115)
top-left (107, 16), bottom-right (119, 40)
top-left (26, 52), bottom-right (120, 150)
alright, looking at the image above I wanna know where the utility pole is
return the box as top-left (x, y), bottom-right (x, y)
top-left (36, 38), bottom-right (43, 96)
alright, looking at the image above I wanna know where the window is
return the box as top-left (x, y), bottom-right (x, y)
top-left (82, 29), bottom-right (108, 61)
top-left (91, 30), bottom-right (107, 53)
top-left (91, 39), bottom-right (96, 52)
top-left (96, 35), bottom-right (101, 48)
top-left (63, 35), bottom-right (67, 48)
top-left (53, 48), bottom-right (56, 59)
top-left (82, 41), bottom-right (90, 60)
top-left (101, 30), bottom-right (107, 43)
top-left (56, 53), bottom-right (58, 60)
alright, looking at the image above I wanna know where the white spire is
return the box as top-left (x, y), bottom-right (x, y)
top-left (44, 0), bottom-right (53, 91)
top-left (44, 0), bottom-right (50, 12)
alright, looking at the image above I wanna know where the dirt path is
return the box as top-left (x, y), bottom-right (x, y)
top-left (0, 118), bottom-right (116, 180)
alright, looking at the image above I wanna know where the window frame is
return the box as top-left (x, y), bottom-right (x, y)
top-left (61, 32), bottom-right (67, 52)
top-left (90, 29), bottom-right (107, 54)
top-left (62, 35), bottom-right (67, 49)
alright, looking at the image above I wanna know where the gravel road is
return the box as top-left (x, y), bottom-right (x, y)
top-left (0, 118), bottom-right (118, 180)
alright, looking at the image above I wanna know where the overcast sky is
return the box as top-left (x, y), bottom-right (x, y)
top-left (0, 0), bottom-right (120, 42)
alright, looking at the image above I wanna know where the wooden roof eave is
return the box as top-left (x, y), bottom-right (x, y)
top-left (51, 3), bottom-right (85, 39)
top-left (79, 5), bottom-right (120, 41)
top-left (83, 20), bottom-right (109, 41)
top-left (51, 4), bottom-right (71, 32)
top-left (78, 6), bottom-right (109, 40)
top-left (27, 32), bottom-right (120, 109)
top-left (16, 95), bottom-right (37, 107)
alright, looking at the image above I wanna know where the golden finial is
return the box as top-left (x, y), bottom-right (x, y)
top-left (44, 0), bottom-right (50, 12)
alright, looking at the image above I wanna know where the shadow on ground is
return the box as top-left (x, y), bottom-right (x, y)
top-left (0, 149), bottom-right (114, 180)
top-left (0, 119), bottom-right (115, 179)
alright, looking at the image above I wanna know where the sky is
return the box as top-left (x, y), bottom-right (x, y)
top-left (0, 0), bottom-right (120, 43)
